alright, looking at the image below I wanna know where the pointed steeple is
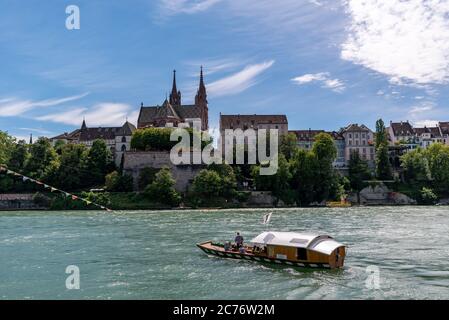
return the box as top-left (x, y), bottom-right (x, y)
top-left (195, 66), bottom-right (207, 103)
top-left (169, 69), bottom-right (182, 106)
top-left (29, 133), bottom-right (33, 144)
top-left (195, 66), bottom-right (208, 131)
top-left (81, 118), bottom-right (87, 130)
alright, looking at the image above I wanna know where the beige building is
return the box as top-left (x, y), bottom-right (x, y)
top-left (50, 120), bottom-right (136, 166)
top-left (340, 123), bottom-right (375, 166)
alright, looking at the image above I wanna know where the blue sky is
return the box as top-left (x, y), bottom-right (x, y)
top-left (1, 0), bottom-right (449, 141)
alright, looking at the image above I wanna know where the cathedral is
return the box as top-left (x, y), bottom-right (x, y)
top-left (137, 68), bottom-right (209, 131)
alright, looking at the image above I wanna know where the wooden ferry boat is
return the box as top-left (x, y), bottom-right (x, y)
top-left (197, 231), bottom-right (346, 269)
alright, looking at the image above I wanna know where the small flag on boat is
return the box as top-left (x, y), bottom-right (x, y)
top-left (262, 212), bottom-right (273, 225)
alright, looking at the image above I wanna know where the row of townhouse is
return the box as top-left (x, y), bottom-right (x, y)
top-left (388, 121), bottom-right (449, 150)
top-left (218, 114), bottom-right (376, 169)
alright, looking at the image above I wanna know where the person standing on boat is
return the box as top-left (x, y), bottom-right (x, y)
top-left (235, 232), bottom-right (244, 248)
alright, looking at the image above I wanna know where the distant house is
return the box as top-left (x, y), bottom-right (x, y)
top-left (137, 69), bottom-right (209, 131)
top-left (50, 120), bottom-right (136, 166)
top-left (388, 120), bottom-right (449, 149)
top-left (340, 123), bottom-right (375, 166)
top-left (219, 114), bottom-right (288, 153)
top-left (289, 129), bottom-right (346, 168)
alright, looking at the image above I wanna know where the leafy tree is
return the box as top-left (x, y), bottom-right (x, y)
top-left (0, 131), bottom-right (15, 165)
top-left (54, 144), bottom-right (88, 190)
top-left (290, 149), bottom-right (319, 206)
top-left (401, 148), bottom-right (431, 183)
top-left (138, 167), bottom-right (159, 191)
top-left (312, 133), bottom-right (337, 201)
top-left (208, 163), bottom-right (237, 197)
top-left (280, 133), bottom-right (298, 160)
top-left (193, 169), bottom-right (222, 197)
top-left (426, 143), bottom-right (449, 193)
top-left (145, 167), bottom-right (181, 206)
top-left (420, 187), bottom-right (438, 205)
top-left (8, 140), bottom-right (29, 171)
top-left (348, 150), bottom-right (371, 203)
top-left (375, 119), bottom-right (392, 180)
top-left (86, 139), bottom-right (111, 186)
top-left (24, 137), bottom-right (58, 179)
top-left (105, 171), bottom-right (134, 192)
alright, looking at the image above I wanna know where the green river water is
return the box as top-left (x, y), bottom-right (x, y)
top-left (0, 207), bottom-right (448, 299)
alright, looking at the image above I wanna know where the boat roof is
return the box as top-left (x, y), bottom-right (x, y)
top-left (250, 231), bottom-right (344, 254)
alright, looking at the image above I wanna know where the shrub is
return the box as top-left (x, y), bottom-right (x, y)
top-left (420, 187), bottom-right (438, 205)
top-left (144, 167), bottom-right (181, 206)
top-left (105, 171), bottom-right (133, 192)
top-left (192, 169), bottom-right (222, 197)
top-left (138, 167), bottom-right (159, 190)
top-left (32, 192), bottom-right (51, 207)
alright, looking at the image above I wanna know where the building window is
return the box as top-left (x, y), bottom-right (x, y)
top-left (121, 136), bottom-right (126, 143)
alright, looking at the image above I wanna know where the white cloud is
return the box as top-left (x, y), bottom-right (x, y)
top-left (159, 0), bottom-right (222, 15)
top-left (413, 120), bottom-right (439, 128)
top-left (341, 0), bottom-right (449, 85)
top-left (36, 103), bottom-right (138, 127)
top-left (291, 72), bottom-right (345, 92)
top-left (0, 93), bottom-right (89, 117)
top-left (207, 60), bottom-right (275, 97)
top-left (19, 127), bottom-right (54, 135)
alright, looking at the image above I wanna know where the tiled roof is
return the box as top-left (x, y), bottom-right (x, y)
top-left (390, 121), bottom-right (414, 136)
top-left (50, 129), bottom-right (81, 141)
top-left (138, 102), bottom-right (202, 125)
top-left (342, 123), bottom-right (371, 132)
top-left (220, 114), bottom-right (288, 128)
top-left (439, 122), bottom-right (449, 135)
top-left (414, 126), bottom-right (441, 137)
top-left (289, 130), bottom-right (325, 141)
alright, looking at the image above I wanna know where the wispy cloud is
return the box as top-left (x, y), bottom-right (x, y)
top-left (159, 0), bottom-right (222, 15)
top-left (207, 60), bottom-right (275, 97)
top-left (19, 127), bottom-right (54, 135)
top-left (0, 93), bottom-right (89, 117)
top-left (341, 0), bottom-right (449, 85)
top-left (291, 72), bottom-right (345, 93)
top-left (36, 103), bottom-right (138, 127)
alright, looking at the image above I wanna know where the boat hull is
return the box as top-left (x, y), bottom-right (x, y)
top-left (197, 242), bottom-right (334, 269)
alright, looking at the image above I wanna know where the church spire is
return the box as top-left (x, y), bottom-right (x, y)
top-left (195, 66), bottom-right (207, 104)
top-left (81, 118), bottom-right (87, 130)
top-left (169, 69), bottom-right (181, 106)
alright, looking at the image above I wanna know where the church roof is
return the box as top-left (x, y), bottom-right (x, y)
top-left (220, 114), bottom-right (288, 128)
top-left (138, 103), bottom-right (203, 125)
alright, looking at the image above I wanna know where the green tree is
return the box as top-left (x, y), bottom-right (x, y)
top-left (348, 150), bottom-right (371, 204)
top-left (401, 148), bottom-right (431, 183)
top-left (7, 140), bottom-right (29, 171)
top-left (312, 133), bottom-right (337, 202)
top-left (55, 144), bottom-right (88, 190)
top-left (375, 119), bottom-right (392, 180)
top-left (208, 163), bottom-right (237, 197)
top-left (105, 171), bottom-right (134, 192)
top-left (290, 149), bottom-right (318, 205)
top-left (193, 169), bottom-right (222, 197)
top-left (24, 137), bottom-right (58, 179)
top-left (425, 143), bottom-right (449, 194)
top-left (138, 167), bottom-right (159, 191)
top-left (420, 187), bottom-right (438, 205)
top-left (0, 131), bottom-right (15, 165)
top-left (86, 139), bottom-right (111, 186)
top-left (145, 167), bottom-right (181, 206)
top-left (280, 133), bottom-right (298, 160)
